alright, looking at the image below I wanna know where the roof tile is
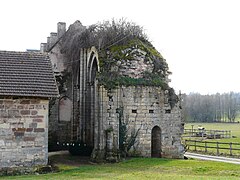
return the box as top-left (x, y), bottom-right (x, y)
top-left (0, 51), bottom-right (59, 98)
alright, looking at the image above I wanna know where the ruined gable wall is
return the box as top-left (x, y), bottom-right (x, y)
top-left (0, 98), bottom-right (49, 168)
top-left (97, 86), bottom-right (184, 159)
top-left (48, 43), bottom-right (72, 150)
top-left (49, 43), bottom-right (69, 73)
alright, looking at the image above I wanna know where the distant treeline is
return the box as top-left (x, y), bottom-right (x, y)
top-left (182, 92), bottom-right (240, 122)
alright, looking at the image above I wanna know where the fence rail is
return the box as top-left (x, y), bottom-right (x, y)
top-left (185, 140), bottom-right (240, 156)
top-left (183, 129), bottom-right (231, 139)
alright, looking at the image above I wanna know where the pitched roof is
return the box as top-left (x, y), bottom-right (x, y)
top-left (0, 51), bottom-right (59, 98)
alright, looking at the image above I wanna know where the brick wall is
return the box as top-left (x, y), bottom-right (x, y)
top-left (0, 98), bottom-right (49, 168)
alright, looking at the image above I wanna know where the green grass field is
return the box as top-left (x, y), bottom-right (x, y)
top-left (184, 123), bottom-right (240, 138)
top-left (2, 123), bottom-right (240, 179)
top-left (184, 123), bottom-right (240, 156)
top-left (2, 156), bottom-right (240, 180)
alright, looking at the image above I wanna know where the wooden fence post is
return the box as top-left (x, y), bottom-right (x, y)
top-left (194, 140), bottom-right (196, 151)
top-left (230, 142), bottom-right (232, 156)
top-left (205, 142), bottom-right (207, 152)
top-left (216, 142), bottom-right (219, 155)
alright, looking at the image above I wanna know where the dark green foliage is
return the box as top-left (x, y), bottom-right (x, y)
top-left (168, 88), bottom-right (179, 109)
top-left (98, 75), bottom-right (168, 90)
top-left (117, 106), bottom-right (141, 157)
top-left (118, 107), bottom-right (127, 154)
top-left (68, 141), bottom-right (93, 156)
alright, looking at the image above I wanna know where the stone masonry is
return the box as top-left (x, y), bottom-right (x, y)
top-left (42, 21), bottom-right (184, 160)
top-left (0, 98), bottom-right (49, 168)
top-left (98, 86), bottom-right (184, 158)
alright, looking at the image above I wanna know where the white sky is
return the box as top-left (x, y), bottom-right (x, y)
top-left (1, 0), bottom-right (240, 95)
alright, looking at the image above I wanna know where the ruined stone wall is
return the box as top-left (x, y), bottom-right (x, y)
top-left (48, 41), bottom-right (72, 150)
top-left (98, 86), bottom-right (184, 159)
top-left (48, 97), bottom-right (71, 151)
top-left (0, 98), bottom-right (49, 168)
top-left (49, 43), bottom-right (69, 73)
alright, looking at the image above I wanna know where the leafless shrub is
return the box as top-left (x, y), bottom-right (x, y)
top-left (60, 18), bottom-right (149, 60)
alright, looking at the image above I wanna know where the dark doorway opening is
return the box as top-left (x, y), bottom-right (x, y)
top-left (151, 126), bottom-right (161, 157)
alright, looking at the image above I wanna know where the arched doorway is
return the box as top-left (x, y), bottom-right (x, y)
top-left (151, 126), bottom-right (161, 157)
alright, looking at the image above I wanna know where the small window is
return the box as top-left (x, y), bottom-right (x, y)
top-left (132, 109), bottom-right (137, 113)
top-left (165, 109), bottom-right (171, 114)
top-left (149, 110), bottom-right (154, 113)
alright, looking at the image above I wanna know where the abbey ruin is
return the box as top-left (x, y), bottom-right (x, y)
top-left (41, 20), bottom-right (184, 161)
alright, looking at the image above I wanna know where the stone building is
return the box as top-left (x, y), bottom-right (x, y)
top-left (42, 21), bottom-right (184, 160)
top-left (0, 51), bottom-right (58, 168)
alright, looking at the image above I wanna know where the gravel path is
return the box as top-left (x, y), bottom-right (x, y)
top-left (48, 150), bottom-right (70, 156)
top-left (185, 152), bottom-right (240, 164)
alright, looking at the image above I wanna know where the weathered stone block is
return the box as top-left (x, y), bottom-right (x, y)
top-left (14, 131), bottom-right (25, 137)
top-left (29, 105), bottom-right (34, 109)
top-left (26, 128), bottom-right (33, 132)
top-left (35, 105), bottom-right (42, 109)
top-left (17, 105), bottom-right (24, 109)
top-left (30, 115), bottom-right (44, 119)
top-left (34, 128), bottom-right (45, 132)
top-left (30, 99), bottom-right (41, 104)
top-left (31, 110), bottom-right (38, 115)
top-left (20, 110), bottom-right (30, 115)
top-left (33, 119), bottom-right (43, 123)
top-left (20, 100), bottom-right (30, 104)
top-left (23, 137), bottom-right (35, 141)
top-left (29, 123), bottom-right (37, 128)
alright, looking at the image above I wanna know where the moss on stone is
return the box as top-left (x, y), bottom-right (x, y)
top-left (97, 38), bottom-right (169, 90)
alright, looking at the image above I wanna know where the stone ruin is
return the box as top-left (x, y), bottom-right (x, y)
top-left (41, 20), bottom-right (185, 161)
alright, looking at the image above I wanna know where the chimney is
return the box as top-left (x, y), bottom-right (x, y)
top-left (47, 36), bottom-right (50, 51)
top-left (40, 43), bottom-right (47, 53)
top-left (57, 22), bottom-right (66, 39)
top-left (49, 32), bottom-right (58, 48)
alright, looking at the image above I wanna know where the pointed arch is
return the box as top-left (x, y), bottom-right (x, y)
top-left (87, 47), bottom-right (100, 83)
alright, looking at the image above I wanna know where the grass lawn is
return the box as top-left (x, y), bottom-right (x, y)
top-left (184, 123), bottom-right (240, 156)
top-left (184, 123), bottom-right (240, 138)
top-left (1, 156), bottom-right (240, 180)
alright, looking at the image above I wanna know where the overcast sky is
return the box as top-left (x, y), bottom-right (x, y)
top-left (1, 0), bottom-right (240, 95)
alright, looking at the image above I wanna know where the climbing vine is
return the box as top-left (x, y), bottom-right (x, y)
top-left (117, 106), bottom-right (141, 157)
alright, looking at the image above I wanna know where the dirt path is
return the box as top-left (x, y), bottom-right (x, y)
top-left (49, 151), bottom-right (240, 165)
top-left (49, 151), bottom-right (92, 166)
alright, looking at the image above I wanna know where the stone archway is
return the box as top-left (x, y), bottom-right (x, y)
top-left (85, 48), bottom-right (99, 148)
top-left (151, 126), bottom-right (161, 157)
